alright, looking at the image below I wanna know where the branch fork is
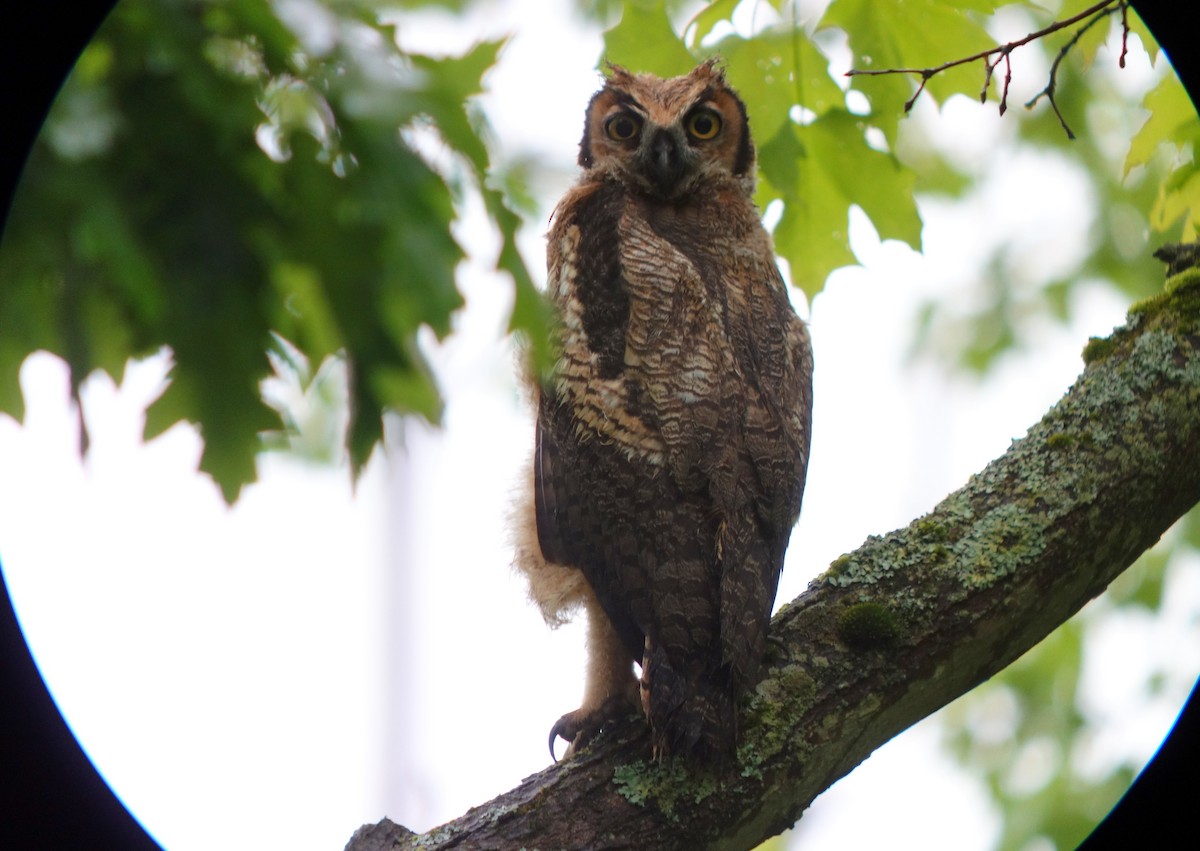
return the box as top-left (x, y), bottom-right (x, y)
top-left (847, 0), bottom-right (1131, 137)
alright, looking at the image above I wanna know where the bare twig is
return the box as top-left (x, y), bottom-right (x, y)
top-left (981, 48), bottom-right (1014, 115)
top-left (1025, 1), bottom-right (1126, 137)
top-left (846, 0), bottom-right (1130, 137)
top-left (1119, 1), bottom-right (1129, 67)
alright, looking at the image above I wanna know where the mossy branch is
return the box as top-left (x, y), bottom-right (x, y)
top-left (346, 251), bottom-right (1200, 850)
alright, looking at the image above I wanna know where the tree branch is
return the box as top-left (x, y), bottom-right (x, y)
top-left (347, 255), bottom-right (1200, 850)
top-left (846, 0), bottom-right (1129, 136)
top-left (1023, 1), bottom-right (1123, 139)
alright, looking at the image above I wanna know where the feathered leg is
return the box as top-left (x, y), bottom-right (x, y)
top-left (549, 591), bottom-right (640, 760)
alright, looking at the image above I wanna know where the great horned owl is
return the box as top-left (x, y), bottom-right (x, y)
top-left (514, 59), bottom-right (813, 762)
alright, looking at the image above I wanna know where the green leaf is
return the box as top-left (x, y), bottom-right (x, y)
top-left (0, 0), bottom-right (541, 499)
top-left (1057, 0), bottom-right (1123, 69)
top-left (0, 341), bottom-right (28, 422)
top-left (370, 363), bottom-right (442, 423)
top-left (683, 0), bottom-right (741, 48)
top-left (760, 111), bottom-right (921, 295)
top-left (759, 120), bottom-right (852, 294)
top-left (1126, 3), bottom-right (1159, 63)
top-left (823, 0), bottom-right (998, 143)
top-left (717, 29), bottom-right (845, 143)
top-left (603, 0), bottom-right (696, 75)
top-left (409, 39), bottom-right (506, 176)
top-left (1151, 161), bottom-right (1200, 238)
top-left (1126, 73), bottom-right (1200, 175)
top-left (269, 261), bottom-right (344, 363)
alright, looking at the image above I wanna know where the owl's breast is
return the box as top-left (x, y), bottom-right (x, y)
top-left (547, 184), bottom-right (669, 463)
top-left (546, 180), bottom-right (805, 482)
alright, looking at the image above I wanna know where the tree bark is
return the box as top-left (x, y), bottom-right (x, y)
top-left (346, 258), bottom-right (1200, 851)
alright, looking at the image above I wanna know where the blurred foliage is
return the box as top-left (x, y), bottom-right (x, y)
top-left (939, 507), bottom-right (1197, 851)
top-left (0, 0), bottom-right (545, 500)
top-left (941, 615), bottom-right (1138, 851)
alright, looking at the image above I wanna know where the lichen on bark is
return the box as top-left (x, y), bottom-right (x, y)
top-left (347, 253), bottom-right (1200, 851)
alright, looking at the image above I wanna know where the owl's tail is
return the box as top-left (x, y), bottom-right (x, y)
top-left (641, 637), bottom-right (737, 762)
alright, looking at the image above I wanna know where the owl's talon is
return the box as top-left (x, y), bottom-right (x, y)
top-left (548, 715), bottom-right (576, 762)
top-left (547, 695), bottom-right (637, 762)
top-left (548, 708), bottom-right (591, 762)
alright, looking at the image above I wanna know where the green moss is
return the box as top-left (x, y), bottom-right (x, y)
top-left (1128, 291), bottom-right (1170, 321)
top-left (1045, 432), bottom-right (1073, 450)
top-left (1126, 268), bottom-right (1200, 336)
top-left (914, 515), bottom-right (949, 542)
top-left (1084, 265), bottom-right (1200, 366)
top-left (1082, 334), bottom-right (1118, 365)
top-left (1165, 266), bottom-right (1200, 301)
top-left (827, 554), bottom-right (852, 578)
top-left (1165, 268), bottom-right (1200, 329)
top-left (837, 601), bottom-right (901, 650)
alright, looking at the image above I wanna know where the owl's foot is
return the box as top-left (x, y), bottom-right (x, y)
top-left (548, 694), bottom-right (636, 761)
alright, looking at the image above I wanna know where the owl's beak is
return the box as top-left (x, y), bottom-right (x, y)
top-left (642, 128), bottom-right (687, 197)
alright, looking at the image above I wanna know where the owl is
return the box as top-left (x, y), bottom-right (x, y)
top-left (513, 59), bottom-right (813, 763)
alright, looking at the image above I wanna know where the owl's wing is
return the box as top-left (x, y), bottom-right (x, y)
top-left (748, 292), bottom-right (813, 545)
top-left (533, 410), bottom-right (572, 568)
top-left (714, 269), bottom-right (814, 685)
top-left (533, 397), bottom-right (649, 664)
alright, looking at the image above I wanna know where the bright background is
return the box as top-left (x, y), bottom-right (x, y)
top-left (2, 1), bottom-right (1197, 849)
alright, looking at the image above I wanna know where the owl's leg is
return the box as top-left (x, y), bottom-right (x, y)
top-left (640, 637), bottom-right (664, 761)
top-left (640, 636), bottom-right (652, 717)
top-left (548, 592), bottom-right (639, 760)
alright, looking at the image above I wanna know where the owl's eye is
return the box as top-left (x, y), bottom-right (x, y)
top-left (605, 113), bottom-right (642, 142)
top-left (686, 109), bottom-right (722, 141)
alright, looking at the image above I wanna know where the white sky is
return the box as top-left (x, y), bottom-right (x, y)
top-left (2, 1), bottom-right (1197, 850)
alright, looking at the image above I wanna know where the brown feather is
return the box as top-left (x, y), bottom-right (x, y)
top-left (514, 61), bottom-right (813, 763)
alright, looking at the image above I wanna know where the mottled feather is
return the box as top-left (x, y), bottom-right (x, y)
top-left (514, 59), bottom-right (813, 762)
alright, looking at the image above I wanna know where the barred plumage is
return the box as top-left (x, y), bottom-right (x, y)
top-left (514, 59), bottom-right (813, 762)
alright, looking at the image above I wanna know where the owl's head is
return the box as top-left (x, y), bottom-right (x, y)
top-left (578, 59), bottom-right (755, 201)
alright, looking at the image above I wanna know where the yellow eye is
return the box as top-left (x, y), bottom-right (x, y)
top-left (686, 109), bottom-right (721, 141)
top-left (605, 113), bottom-right (642, 141)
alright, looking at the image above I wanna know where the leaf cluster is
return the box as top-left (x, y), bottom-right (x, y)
top-left (0, 0), bottom-right (543, 500)
top-left (600, 0), bottom-right (922, 296)
top-left (599, 1), bottom-right (1196, 368)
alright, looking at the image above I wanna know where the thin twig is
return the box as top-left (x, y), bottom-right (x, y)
top-left (846, 0), bottom-right (1129, 136)
top-left (1118, 0), bottom-right (1129, 68)
top-left (846, 0), bottom-right (1117, 82)
top-left (1024, 0), bottom-right (1122, 138)
top-left (981, 49), bottom-right (1015, 115)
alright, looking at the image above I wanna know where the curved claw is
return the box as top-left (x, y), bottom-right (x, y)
top-left (546, 696), bottom-right (637, 763)
top-left (548, 716), bottom-right (573, 762)
top-left (548, 709), bottom-right (587, 762)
